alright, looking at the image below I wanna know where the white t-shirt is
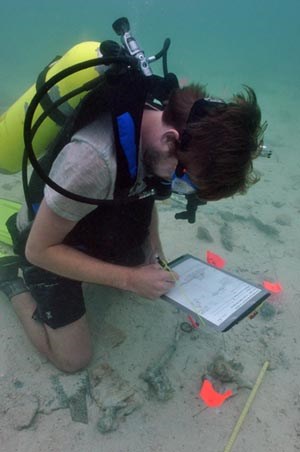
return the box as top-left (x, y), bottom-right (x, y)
top-left (44, 114), bottom-right (117, 222)
top-left (17, 113), bottom-right (147, 230)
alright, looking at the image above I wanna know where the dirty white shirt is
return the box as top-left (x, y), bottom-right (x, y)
top-left (17, 113), bottom-right (147, 230)
top-left (44, 114), bottom-right (117, 222)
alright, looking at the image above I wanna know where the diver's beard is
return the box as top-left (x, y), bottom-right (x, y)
top-left (143, 147), bottom-right (163, 177)
top-left (143, 146), bottom-right (174, 181)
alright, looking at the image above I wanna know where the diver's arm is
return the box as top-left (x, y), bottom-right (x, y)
top-left (25, 199), bottom-right (176, 299)
top-left (145, 203), bottom-right (165, 263)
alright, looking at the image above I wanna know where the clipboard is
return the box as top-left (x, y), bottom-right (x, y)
top-left (162, 254), bottom-right (270, 332)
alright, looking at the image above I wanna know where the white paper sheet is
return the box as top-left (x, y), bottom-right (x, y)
top-left (166, 256), bottom-right (263, 327)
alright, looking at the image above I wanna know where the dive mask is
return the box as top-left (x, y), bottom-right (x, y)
top-left (171, 165), bottom-right (198, 195)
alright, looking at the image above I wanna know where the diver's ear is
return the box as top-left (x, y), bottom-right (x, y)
top-left (161, 129), bottom-right (180, 145)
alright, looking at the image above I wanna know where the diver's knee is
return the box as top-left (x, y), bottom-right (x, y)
top-left (55, 349), bottom-right (93, 373)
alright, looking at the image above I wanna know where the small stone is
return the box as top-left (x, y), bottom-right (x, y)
top-left (249, 215), bottom-right (279, 237)
top-left (208, 356), bottom-right (237, 383)
top-left (207, 356), bottom-right (251, 389)
top-left (275, 214), bottom-right (291, 226)
top-left (141, 367), bottom-right (174, 401)
top-left (219, 211), bottom-right (236, 222)
top-left (13, 379), bottom-right (24, 389)
top-left (197, 226), bottom-right (214, 242)
top-left (97, 407), bottom-right (119, 433)
top-left (8, 395), bottom-right (39, 430)
top-left (260, 302), bottom-right (276, 320)
top-left (272, 201), bottom-right (284, 208)
top-left (220, 223), bottom-right (234, 251)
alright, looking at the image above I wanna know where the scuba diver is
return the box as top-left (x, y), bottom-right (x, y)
top-left (0, 18), bottom-right (266, 372)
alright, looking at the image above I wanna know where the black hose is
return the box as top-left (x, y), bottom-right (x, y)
top-left (23, 55), bottom-right (145, 208)
top-left (22, 77), bottom-right (102, 218)
top-left (154, 38), bottom-right (170, 76)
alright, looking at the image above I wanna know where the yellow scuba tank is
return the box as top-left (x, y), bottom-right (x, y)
top-left (0, 41), bottom-right (103, 174)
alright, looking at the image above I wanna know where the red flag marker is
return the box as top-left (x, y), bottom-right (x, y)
top-left (187, 315), bottom-right (199, 329)
top-left (263, 281), bottom-right (283, 293)
top-left (199, 379), bottom-right (233, 408)
top-left (206, 250), bottom-right (226, 269)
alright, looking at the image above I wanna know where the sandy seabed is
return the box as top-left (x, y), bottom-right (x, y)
top-left (1, 80), bottom-right (300, 452)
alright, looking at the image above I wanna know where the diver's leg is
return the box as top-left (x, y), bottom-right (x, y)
top-left (11, 291), bottom-right (92, 372)
top-left (44, 312), bottom-right (92, 372)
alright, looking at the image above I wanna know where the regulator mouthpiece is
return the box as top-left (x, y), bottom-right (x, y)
top-left (113, 17), bottom-right (130, 35)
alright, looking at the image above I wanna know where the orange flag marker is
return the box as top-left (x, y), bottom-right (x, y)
top-left (199, 379), bottom-right (233, 407)
top-left (263, 280), bottom-right (283, 293)
top-left (187, 315), bottom-right (199, 329)
top-left (206, 250), bottom-right (226, 269)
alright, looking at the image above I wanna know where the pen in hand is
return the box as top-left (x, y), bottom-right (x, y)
top-left (155, 255), bottom-right (169, 271)
top-left (155, 255), bottom-right (179, 282)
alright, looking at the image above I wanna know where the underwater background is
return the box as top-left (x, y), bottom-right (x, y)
top-left (1, 0), bottom-right (299, 104)
top-left (1, 0), bottom-right (299, 164)
top-left (1, 1), bottom-right (300, 451)
top-left (0, 0), bottom-right (299, 163)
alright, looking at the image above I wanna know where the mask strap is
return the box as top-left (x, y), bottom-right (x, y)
top-left (181, 97), bottom-right (226, 149)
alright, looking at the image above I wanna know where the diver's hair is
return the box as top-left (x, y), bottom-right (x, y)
top-left (163, 84), bottom-right (266, 201)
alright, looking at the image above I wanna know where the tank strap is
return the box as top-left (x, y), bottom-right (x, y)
top-left (116, 112), bottom-right (138, 180)
top-left (36, 56), bottom-right (73, 127)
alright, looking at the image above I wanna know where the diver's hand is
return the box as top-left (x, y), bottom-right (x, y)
top-left (127, 263), bottom-right (179, 299)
